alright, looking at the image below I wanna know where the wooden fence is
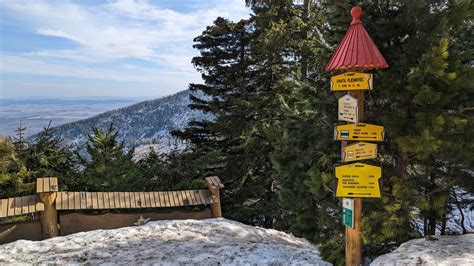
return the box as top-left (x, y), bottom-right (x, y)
top-left (0, 176), bottom-right (224, 240)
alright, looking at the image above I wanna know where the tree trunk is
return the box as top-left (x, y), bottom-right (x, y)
top-left (300, 0), bottom-right (311, 80)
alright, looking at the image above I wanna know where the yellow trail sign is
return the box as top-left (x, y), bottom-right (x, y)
top-left (330, 72), bottom-right (373, 91)
top-left (342, 142), bottom-right (377, 162)
top-left (338, 94), bottom-right (359, 123)
top-left (334, 123), bottom-right (385, 142)
top-left (335, 163), bottom-right (381, 198)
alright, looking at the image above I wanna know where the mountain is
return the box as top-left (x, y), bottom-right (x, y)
top-left (43, 90), bottom-right (209, 152)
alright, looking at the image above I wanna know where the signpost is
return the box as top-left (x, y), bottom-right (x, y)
top-left (330, 72), bottom-right (373, 91)
top-left (335, 163), bottom-right (382, 198)
top-left (338, 94), bottom-right (359, 123)
top-left (342, 142), bottom-right (377, 162)
top-left (342, 198), bottom-right (354, 228)
top-left (334, 123), bottom-right (385, 141)
top-left (325, 6), bottom-right (388, 266)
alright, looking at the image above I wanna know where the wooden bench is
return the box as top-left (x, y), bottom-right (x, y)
top-left (55, 190), bottom-right (215, 210)
top-left (1, 176), bottom-right (224, 239)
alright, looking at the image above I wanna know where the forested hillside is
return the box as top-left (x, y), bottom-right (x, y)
top-left (39, 90), bottom-right (209, 149)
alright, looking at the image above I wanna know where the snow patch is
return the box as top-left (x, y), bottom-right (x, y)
top-left (0, 218), bottom-right (330, 265)
top-left (371, 234), bottom-right (474, 266)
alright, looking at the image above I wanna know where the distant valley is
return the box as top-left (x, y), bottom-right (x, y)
top-left (0, 98), bottom-right (140, 137)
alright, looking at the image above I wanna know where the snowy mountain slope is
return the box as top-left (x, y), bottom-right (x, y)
top-left (371, 234), bottom-right (474, 266)
top-left (39, 90), bottom-right (210, 149)
top-left (0, 218), bottom-right (331, 265)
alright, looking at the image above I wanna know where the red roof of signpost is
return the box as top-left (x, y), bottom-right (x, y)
top-left (325, 6), bottom-right (388, 72)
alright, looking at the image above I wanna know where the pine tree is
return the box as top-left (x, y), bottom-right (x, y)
top-left (80, 124), bottom-right (144, 191)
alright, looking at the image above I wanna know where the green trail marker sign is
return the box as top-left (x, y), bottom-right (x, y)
top-left (342, 198), bottom-right (354, 228)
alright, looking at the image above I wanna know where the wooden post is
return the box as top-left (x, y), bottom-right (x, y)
top-left (345, 90), bottom-right (364, 266)
top-left (204, 176), bottom-right (224, 218)
top-left (36, 177), bottom-right (59, 239)
top-left (38, 192), bottom-right (58, 239)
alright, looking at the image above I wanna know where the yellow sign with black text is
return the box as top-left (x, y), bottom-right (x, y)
top-left (330, 72), bottom-right (373, 91)
top-left (338, 94), bottom-right (359, 122)
top-left (342, 142), bottom-right (377, 162)
top-left (334, 123), bottom-right (384, 142)
top-left (335, 163), bottom-right (381, 198)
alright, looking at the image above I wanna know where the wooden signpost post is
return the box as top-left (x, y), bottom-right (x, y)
top-left (324, 6), bottom-right (389, 266)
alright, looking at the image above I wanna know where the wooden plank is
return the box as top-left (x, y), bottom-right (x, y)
top-left (7, 198), bottom-right (15, 216)
top-left (192, 190), bottom-right (202, 205)
top-left (60, 192), bottom-right (67, 210)
top-left (156, 192), bottom-right (163, 207)
top-left (149, 192), bottom-right (157, 208)
top-left (63, 192), bottom-right (70, 210)
top-left (107, 192), bottom-right (114, 209)
top-left (36, 178), bottom-right (44, 193)
top-left (132, 192), bottom-right (141, 208)
top-left (184, 191), bottom-right (192, 205)
top-left (180, 191), bottom-right (189, 206)
top-left (56, 192), bottom-right (62, 210)
top-left (0, 199), bottom-right (8, 218)
top-left (172, 191), bottom-right (181, 207)
top-left (202, 190), bottom-right (213, 204)
top-left (49, 177), bottom-right (59, 191)
top-left (169, 191), bottom-right (178, 207)
top-left (27, 196), bottom-right (36, 213)
top-left (153, 191), bottom-right (163, 208)
top-left (185, 190), bottom-right (194, 205)
top-left (197, 190), bottom-right (207, 205)
top-left (13, 197), bottom-right (21, 215)
top-left (102, 192), bottom-right (109, 209)
top-left (97, 192), bottom-right (104, 209)
top-left (79, 192), bottom-right (87, 209)
top-left (112, 192), bottom-right (119, 209)
top-left (67, 192), bottom-right (75, 210)
top-left (172, 192), bottom-right (181, 207)
top-left (85, 192), bottom-right (92, 209)
top-left (126, 192), bottom-right (133, 208)
top-left (103, 192), bottom-right (109, 209)
top-left (190, 190), bottom-right (200, 205)
top-left (21, 196), bottom-right (29, 214)
top-left (167, 192), bottom-right (175, 207)
top-left (43, 178), bottom-right (50, 193)
top-left (73, 192), bottom-right (80, 210)
top-left (144, 192), bottom-right (151, 207)
top-left (115, 192), bottom-right (125, 209)
top-left (167, 191), bottom-right (175, 207)
top-left (161, 192), bottom-right (168, 207)
top-left (136, 192), bottom-right (143, 208)
top-left (91, 192), bottom-right (98, 209)
top-left (128, 192), bottom-right (134, 208)
top-left (143, 192), bottom-right (150, 207)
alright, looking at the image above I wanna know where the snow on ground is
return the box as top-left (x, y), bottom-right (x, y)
top-left (0, 218), bottom-right (330, 265)
top-left (371, 234), bottom-right (474, 266)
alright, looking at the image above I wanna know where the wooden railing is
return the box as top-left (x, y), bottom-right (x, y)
top-left (0, 176), bottom-right (224, 239)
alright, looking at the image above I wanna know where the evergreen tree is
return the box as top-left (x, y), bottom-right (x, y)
top-left (79, 124), bottom-right (144, 191)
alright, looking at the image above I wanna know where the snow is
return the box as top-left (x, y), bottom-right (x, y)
top-left (371, 234), bottom-right (474, 266)
top-left (0, 218), bottom-right (330, 265)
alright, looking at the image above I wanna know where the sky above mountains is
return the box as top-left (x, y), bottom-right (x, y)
top-left (0, 0), bottom-right (250, 98)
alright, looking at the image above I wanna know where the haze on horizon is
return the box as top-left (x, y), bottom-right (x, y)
top-left (0, 0), bottom-right (251, 99)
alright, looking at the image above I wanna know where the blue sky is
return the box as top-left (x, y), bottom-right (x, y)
top-left (0, 0), bottom-right (251, 99)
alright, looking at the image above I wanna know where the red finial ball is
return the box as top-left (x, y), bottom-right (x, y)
top-left (350, 6), bottom-right (362, 25)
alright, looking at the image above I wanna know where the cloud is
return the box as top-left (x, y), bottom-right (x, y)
top-left (0, 0), bottom-right (251, 97)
